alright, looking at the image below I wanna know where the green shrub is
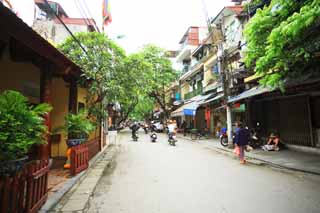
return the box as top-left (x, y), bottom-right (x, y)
top-left (64, 110), bottom-right (95, 140)
top-left (0, 90), bottom-right (52, 161)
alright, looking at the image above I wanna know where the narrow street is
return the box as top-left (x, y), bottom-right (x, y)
top-left (87, 129), bottom-right (320, 213)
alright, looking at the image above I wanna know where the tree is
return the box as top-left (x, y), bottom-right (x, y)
top-left (129, 96), bottom-right (155, 121)
top-left (244, 0), bottom-right (320, 89)
top-left (137, 44), bottom-right (178, 119)
top-left (115, 53), bottom-right (153, 125)
top-left (58, 32), bottom-right (126, 123)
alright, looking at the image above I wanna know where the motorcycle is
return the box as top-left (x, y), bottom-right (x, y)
top-left (220, 132), bottom-right (228, 147)
top-left (248, 123), bottom-right (261, 148)
top-left (248, 129), bottom-right (261, 148)
top-left (143, 124), bottom-right (149, 134)
top-left (150, 132), bottom-right (157, 142)
top-left (132, 131), bottom-right (139, 141)
top-left (220, 127), bottom-right (228, 147)
top-left (168, 132), bottom-right (177, 146)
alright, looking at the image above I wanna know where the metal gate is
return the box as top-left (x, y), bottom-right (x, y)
top-left (253, 95), bottom-right (314, 146)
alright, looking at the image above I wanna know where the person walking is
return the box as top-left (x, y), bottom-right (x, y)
top-left (233, 122), bottom-right (250, 164)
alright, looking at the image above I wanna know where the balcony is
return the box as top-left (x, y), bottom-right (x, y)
top-left (184, 87), bottom-right (203, 100)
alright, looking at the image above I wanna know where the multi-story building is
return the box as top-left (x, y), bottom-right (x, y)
top-left (33, 0), bottom-right (97, 44)
top-left (171, 6), bottom-right (248, 136)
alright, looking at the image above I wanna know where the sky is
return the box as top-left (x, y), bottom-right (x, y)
top-left (54, 0), bottom-right (234, 53)
top-left (5, 0), bottom-right (234, 53)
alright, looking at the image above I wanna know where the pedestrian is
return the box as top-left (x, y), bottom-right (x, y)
top-left (233, 121), bottom-right (250, 164)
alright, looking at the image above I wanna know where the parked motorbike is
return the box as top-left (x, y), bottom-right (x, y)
top-left (248, 129), bottom-right (261, 148)
top-left (220, 127), bottom-right (228, 147)
top-left (248, 123), bottom-right (262, 148)
top-left (220, 132), bottom-right (228, 147)
top-left (150, 132), bottom-right (157, 142)
top-left (168, 132), bottom-right (177, 146)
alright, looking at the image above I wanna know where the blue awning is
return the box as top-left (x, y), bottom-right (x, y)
top-left (228, 86), bottom-right (272, 103)
top-left (171, 93), bottom-right (213, 117)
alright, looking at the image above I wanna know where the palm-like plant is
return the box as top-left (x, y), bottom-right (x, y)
top-left (0, 90), bottom-right (52, 161)
top-left (64, 110), bottom-right (94, 142)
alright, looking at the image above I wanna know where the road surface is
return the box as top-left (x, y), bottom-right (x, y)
top-left (87, 129), bottom-right (320, 213)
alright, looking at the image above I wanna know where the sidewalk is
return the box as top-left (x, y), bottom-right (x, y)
top-left (177, 134), bottom-right (320, 175)
top-left (51, 145), bottom-right (119, 212)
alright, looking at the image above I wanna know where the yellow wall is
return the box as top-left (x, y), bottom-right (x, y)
top-left (0, 51), bottom-right (40, 103)
top-left (77, 86), bottom-right (100, 141)
top-left (77, 86), bottom-right (87, 109)
top-left (203, 54), bottom-right (217, 87)
top-left (181, 82), bottom-right (190, 100)
top-left (50, 77), bottom-right (69, 157)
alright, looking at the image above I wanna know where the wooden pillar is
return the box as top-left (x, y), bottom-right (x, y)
top-left (68, 78), bottom-right (78, 114)
top-left (39, 69), bottom-right (53, 160)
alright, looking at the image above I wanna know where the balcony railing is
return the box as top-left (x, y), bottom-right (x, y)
top-left (184, 87), bottom-right (203, 100)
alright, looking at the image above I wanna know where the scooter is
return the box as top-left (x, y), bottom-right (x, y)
top-left (168, 132), bottom-right (177, 146)
top-left (150, 132), bottom-right (157, 142)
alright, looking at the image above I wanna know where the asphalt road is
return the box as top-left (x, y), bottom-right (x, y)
top-left (87, 129), bottom-right (320, 213)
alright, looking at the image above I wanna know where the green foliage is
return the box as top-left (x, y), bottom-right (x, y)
top-left (129, 96), bottom-right (155, 121)
top-left (139, 44), bottom-right (178, 92)
top-left (0, 90), bottom-right (52, 161)
top-left (135, 44), bottom-right (178, 119)
top-left (63, 110), bottom-right (94, 140)
top-left (244, 0), bottom-right (320, 88)
top-left (116, 45), bottom-right (177, 123)
top-left (58, 32), bottom-right (126, 123)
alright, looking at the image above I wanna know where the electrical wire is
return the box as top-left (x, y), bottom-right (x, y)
top-left (43, 0), bottom-right (89, 56)
top-left (73, 0), bottom-right (91, 26)
top-left (74, 0), bottom-right (100, 33)
top-left (79, 0), bottom-right (100, 32)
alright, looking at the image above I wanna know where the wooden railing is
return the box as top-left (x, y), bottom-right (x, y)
top-left (70, 144), bottom-right (89, 176)
top-left (87, 138), bottom-right (101, 160)
top-left (0, 160), bottom-right (49, 213)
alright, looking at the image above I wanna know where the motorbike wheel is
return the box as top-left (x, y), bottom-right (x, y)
top-left (220, 137), bottom-right (228, 147)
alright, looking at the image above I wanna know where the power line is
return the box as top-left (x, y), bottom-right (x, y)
top-left (73, 0), bottom-right (91, 26)
top-left (79, 0), bottom-right (100, 32)
top-left (74, 0), bottom-right (100, 33)
top-left (43, 0), bottom-right (89, 56)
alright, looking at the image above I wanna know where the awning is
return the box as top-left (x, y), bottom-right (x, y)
top-left (171, 93), bottom-right (213, 117)
top-left (228, 86), bottom-right (271, 103)
top-left (201, 94), bottom-right (224, 105)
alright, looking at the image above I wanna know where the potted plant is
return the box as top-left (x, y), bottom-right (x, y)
top-left (63, 110), bottom-right (94, 147)
top-left (0, 90), bottom-right (52, 176)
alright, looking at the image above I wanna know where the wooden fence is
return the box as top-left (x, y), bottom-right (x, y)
top-left (0, 160), bottom-right (49, 213)
top-left (87, 138), bottom-right (101, 160)
top-left (70, 144), bottom-right (89, 176)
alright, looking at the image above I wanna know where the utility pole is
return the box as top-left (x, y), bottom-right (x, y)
top-left (201, 0), bottom-right (233, 145)
top-left (216, 22), bottom-right (233, 146)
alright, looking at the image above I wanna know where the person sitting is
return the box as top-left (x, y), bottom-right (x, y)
top-left (262, 132), bottom-right (280, 151)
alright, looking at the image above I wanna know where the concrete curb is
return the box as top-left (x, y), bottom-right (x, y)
top-left (55, 145), bottom-right (119, 212)
top-left (206, 145), bottom-right (320, 176)
top-left (177, 134), bottom-right (320, 176)
top-left (40, 145), bottom-right (116, 212)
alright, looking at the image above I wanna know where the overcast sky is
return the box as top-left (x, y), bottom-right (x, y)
top-left (54, 0), bottom-right (234, 53)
